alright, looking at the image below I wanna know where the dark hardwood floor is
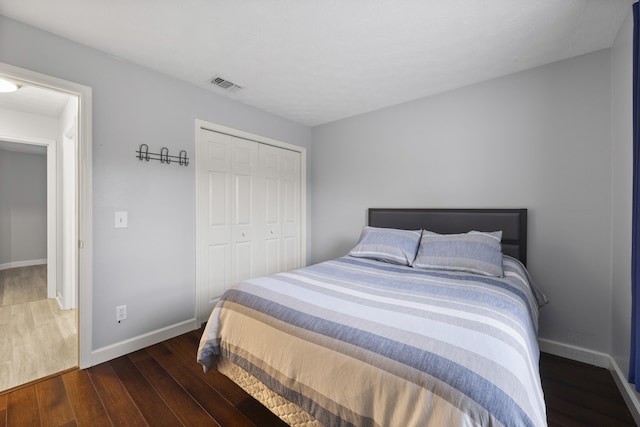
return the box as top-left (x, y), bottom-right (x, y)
top-left (540, 353), bottom-right (636, 426)
top-left (0, 329), bottom-right (636, 426)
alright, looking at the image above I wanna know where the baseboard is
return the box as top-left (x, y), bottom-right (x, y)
top-left (539, 338), bottom-right (640, 425)
top-left (87, 319), bottom-right (196, 368)
top-left (0, 259), bottom-right (47, 270)
top-left (538, 338), bottom-right (611, 367)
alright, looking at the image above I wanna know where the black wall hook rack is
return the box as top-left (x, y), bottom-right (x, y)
top-left (136, 144), bottom-right (189, 166)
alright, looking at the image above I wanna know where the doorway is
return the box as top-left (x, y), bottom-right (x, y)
top-left (0, 62), bottom-right (93, 390)
top-left (0, 136), bottom-right (75, 391)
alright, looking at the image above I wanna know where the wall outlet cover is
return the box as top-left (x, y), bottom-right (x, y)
top-left (114, 211), bottom-right (128, 228)
top-left (116, 304), bottom-right (127, 322)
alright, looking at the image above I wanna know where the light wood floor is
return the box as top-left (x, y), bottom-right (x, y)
top-left (0, 265), bottom-right (77, 392)
top-left (0, 265), bottom-right (47, 307)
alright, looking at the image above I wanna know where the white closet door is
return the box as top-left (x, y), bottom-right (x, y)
top-left (231, 138), bottom-right (263, 283)
top-left (260, 144), bottom-right (282, 276)
top-left (281, 149), bottom-right (301, 271)
top-left (196, 129), bottom-right (232, 320)
top-left (197, 125), bottom-right (304, 322)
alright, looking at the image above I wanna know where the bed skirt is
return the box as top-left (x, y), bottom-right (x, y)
top-left (218, 357), bottom-right (322, 427)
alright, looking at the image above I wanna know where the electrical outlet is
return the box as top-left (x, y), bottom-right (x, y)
top-left (116, 305), bottom-right (127, 322)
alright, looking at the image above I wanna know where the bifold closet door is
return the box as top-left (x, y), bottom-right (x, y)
top-left (197, 127), bottom-right (302, 321)
top-left (280, 148), bottom-right (301, 272)
top-left (197, 129), bottom-right (233, 320)
top-left (230, 138), bottom-right (262, 284)
top-left (260, 144), bottom-right (282, 276)
top-left (260, 145), bottom-right (301, 275)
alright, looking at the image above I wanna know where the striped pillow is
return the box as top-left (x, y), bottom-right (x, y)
top-left (412, 230), bottom-right (504, 277)
top-left (349, 226), bottom-right (422, 266)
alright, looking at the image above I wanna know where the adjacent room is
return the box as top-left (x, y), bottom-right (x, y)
top-left (0, 0), bottom-right (638, 425)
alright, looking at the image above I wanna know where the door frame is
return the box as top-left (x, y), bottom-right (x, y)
top-left (194, 119), bottom-right (307, 325)
top-left (0, 62), bottom-right (93, 369)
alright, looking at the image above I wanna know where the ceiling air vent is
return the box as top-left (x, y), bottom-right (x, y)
top-left (211, 75), bottom-right (243, 93)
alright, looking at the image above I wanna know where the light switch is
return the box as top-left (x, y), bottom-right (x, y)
top-left (114, 211), bottom-right (128, 228)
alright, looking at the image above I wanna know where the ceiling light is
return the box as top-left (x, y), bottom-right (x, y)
top-left (0, 77), bottom-right (22, 93)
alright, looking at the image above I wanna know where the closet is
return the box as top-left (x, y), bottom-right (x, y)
top-left (196, 126), bottom-right (303, 321)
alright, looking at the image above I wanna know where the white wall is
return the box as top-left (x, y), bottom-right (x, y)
top-left (0, 148), bottom-right (47, 266)
top-left (311, 49), bottom-right (613, 353)
top-left (0, 16), bottom-right (311, 354)
top-left (611, 9), bottom-right (633, 378)
top-left (0, 107), bottom-right (59, 139)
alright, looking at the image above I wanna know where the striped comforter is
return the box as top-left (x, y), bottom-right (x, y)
top-left (197, 256), bottom-right (547, 427)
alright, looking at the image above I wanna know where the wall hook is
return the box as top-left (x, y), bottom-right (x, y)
top-left (136, 144), bottom-right (189, 167)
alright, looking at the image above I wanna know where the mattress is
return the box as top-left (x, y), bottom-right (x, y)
top-left (198, 255), bottom-right (547, 426)
top-left (218, 357), bottom-right (321, 426)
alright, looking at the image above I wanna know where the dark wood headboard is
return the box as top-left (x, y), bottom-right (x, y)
top-left (368, 208), bottom-right (527, 265)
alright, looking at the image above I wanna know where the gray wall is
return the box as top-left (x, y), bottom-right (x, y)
top-left (0, 16), bottom-right (311, 350)
top-left (611, 9), bottom-right (633, 377)
top-left (0, 149), bottom-right (47, 266)
top-left (311, 49), bottom-right (614, 353)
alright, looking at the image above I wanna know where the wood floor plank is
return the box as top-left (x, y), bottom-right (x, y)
top-left (87, 362), bottom-right (148, 427)
top-left (165, 332), bottom-right (289, 427)
top-left (128, 349), bottom-right (220, 427)
top-left (6, 385), bottom-right (41, 426)
top-left (35, 376), bottom-right (75, 427)
top-left (543, 376), bottom-right (632, 425)
top-left (540, 353), bottom-right (635, 426)
top-left (109, 355), bottom-right (183, 426)
top-left (146, 343), bottom-right (255, 427)
top-left (61, 369), bottom-right (111, 427)
top-left (0, 393), bottom-right (6, 427)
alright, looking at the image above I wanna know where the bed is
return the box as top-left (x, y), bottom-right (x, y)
top-left (197, 208), bottom-right (548, 426)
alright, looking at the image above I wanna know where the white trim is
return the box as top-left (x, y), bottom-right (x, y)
top-left (0, 62), bottom-right (93, 369)
top-left (0, 258), bottom-right (47, 270)
top-left (539, 338), bottom-right (640, 425)
top-left (90, 319), bottom-right (196, 366)
top-left (55, 293), bottom-right (64, 310)
top-left (61, 120), bottom-right (77, 310)
top-left (610, 357), bottom-right (640, 426)
top-left (196, 119), bottom-right (306, 154)
top-left (538, 338), bottom-right (611, 367)
top-left (46, 140), bottom-right (57, 299)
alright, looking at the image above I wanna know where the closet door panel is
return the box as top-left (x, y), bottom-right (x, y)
top-left (207, 244), bottom-right (228, 305)
top-left (282, 236), bottom-right (299, 272)
top-left (197, 129), bottom-right (232, 319)
top-left (234, 241), bottom-right (253, 283)
top-left (260, 145), bottom-right (282, 274)
top-left (231, 138), bottom-right (263, 280)
top-left (281, 150), bottom-right (301, 270)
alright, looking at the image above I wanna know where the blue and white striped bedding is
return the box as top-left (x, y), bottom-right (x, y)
top-left (198, 255), bottom-right (547, 427)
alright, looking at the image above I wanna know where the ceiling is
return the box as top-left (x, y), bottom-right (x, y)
top-left (0, 83), bottom-right (73, 118)
top-left (0, 0), bottom-right (633, 126)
